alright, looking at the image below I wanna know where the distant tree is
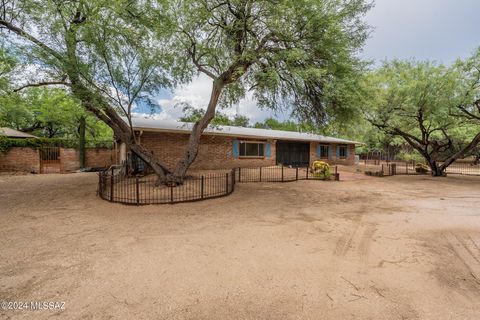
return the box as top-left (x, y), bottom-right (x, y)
top-left (0, 87), bottom-right (112, 140)
top-left (180, 105), bottom-right (250, 127)
top-left (364, 52), bottom-right (480, 176)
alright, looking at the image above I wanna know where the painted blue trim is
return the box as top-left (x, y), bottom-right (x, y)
top-left (346, 145), bottom-right (350, 158)
top-left (232, 139), bottom-right (239, 158)
top-left (316, 144), bottom-right (321, 158)
top-left (336, 145), bottom-right (340, 158)
top-left (265, 142), bottom-right (271, 158)
top-left (328, 145), bottom-right (332, 159)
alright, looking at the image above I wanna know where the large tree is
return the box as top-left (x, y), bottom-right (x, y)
top-left (171, 0), bottom-right (371, 180)
top-left (1, 0), bottom-right (370, 184)
top-left (0, 0), bottom-right (177, 180)
top-left (364, 51), bottom-right (480, 176)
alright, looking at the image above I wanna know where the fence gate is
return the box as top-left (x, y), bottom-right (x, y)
top-left (39, 147), bottom-right (61, 173)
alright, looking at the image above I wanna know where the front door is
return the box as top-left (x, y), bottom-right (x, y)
top-left (276, 141), bottom-right (310, 167)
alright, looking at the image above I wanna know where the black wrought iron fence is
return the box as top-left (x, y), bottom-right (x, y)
top-left (98, 165), bottom-right (340, 205)
top-left (98, 168), bottom-right (235, 205)
top-left (361, 160), bottom-right (480, 176)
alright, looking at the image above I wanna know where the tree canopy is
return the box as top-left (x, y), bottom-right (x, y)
top-left (363, 50), bottom-right (480, 175)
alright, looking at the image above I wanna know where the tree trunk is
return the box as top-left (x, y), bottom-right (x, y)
top-left (78, 116), bottom-right (86, 168)
top-left (170, 80), bottom-right (224, 184)
top-left (428, 160), bottom-right (446, 177)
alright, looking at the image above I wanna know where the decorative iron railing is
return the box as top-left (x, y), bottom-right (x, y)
top-left (98, 165), bottom-right (340, 205)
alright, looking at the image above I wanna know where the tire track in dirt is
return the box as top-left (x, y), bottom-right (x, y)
top-left (334, 221), bottom-right (376, 266)
top-left (445, 232), bottom-right (480, 283)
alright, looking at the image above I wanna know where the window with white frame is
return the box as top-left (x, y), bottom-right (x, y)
top-left (239, 141), bottom-right (265, 157)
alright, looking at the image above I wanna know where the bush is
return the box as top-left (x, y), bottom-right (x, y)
top-left (311, 160), bottom-right (331, 180)
top-left (415, 163), bottom-right (429, 174)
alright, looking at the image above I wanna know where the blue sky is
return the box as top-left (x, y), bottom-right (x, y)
top-left (138, 0), bottom-right (480, 123)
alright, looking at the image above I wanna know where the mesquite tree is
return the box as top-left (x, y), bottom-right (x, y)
top-left (0, 0), bottom-right (176, 181)
top-left (364, 52), bottom-right (480, 176)
top-left (1, 0), bottom-right (370, 184)
top-left (169, 0), bottom-right (371, 180)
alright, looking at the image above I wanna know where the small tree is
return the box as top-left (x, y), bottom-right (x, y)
top-left (364, 53), bottom-right (480, 176)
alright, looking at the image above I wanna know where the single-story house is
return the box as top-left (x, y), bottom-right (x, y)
top-left (120, 117), bottom-right (361, 170)
top-left (0, 127), bottom-right (39, 139)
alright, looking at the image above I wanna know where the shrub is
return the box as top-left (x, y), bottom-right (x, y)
top-left (311, 160), bottom-right (331, 180)
top-left (415, 163), bottom-right (429, 174)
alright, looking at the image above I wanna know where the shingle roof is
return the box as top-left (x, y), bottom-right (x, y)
top-left (0, 127), bottom-right (39, 139)
top-left (128, 117), bottom-right (362, 145)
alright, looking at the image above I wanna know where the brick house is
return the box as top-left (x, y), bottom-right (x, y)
top-left (121, 118), bottom-right (360, 170)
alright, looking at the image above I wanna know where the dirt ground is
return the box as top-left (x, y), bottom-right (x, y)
top-left (1, 172), bottom-right (480, 319)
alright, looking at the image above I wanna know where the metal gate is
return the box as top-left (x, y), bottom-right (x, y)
top-left (39, 147), bottom-right (61, 173)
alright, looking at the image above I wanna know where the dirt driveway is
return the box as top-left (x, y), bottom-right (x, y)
top-left (1, 173), bottom-right (480, 319)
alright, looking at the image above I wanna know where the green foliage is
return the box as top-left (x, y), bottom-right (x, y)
top-left (311, 160), bottom-right (331, 180)
top-left (180, 105), bottom-right (250, 127)
top-left (175, 0), bottom-right (372, 125)
top-left (363, 50), bottom-right (480, 166)
top-left (0, 87), bottom-right (113, 141)
top-left (0, 136), bottom-right (112, 154)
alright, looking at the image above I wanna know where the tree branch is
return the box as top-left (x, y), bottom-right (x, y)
top-left (0, 19), bottom-right (64, 62)
top-left (13, 81), bottom-right (70, 92)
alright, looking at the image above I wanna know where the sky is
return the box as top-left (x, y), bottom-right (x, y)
top-left (138, 0), bottom-right (480, 124)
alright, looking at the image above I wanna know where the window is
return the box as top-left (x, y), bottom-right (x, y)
top-left (339, 145), bottom-right (348, 158)
top-left (239, 141), bottom-right (265, 157)
top-left (319, 145), bottom-right (329, 158)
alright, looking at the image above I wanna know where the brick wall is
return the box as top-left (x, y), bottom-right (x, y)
top-left (309, 142), bottom-right (356, 165)
top-left (61, 148), bottom-right (113, 172)
top-left (140, 132), bottom-right (276, 170)
top-left (0, 147), bottom-right (113, 173)
top-left (0, 147), bottom-right (40, 173)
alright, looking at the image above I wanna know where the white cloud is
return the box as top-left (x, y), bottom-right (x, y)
top-left (150, 74), bottom-right (281, 124)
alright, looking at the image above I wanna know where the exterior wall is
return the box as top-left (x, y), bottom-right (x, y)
top-left (0, 147), bottom-right (113, 173)
top-left (140, 131), bottom-right (276, 170)
top-left (61, 148), bottom-right (114, 172)
top-left (309, 142), bottom-right (356, 165)
top-left (0, 147), bottom-right (40, 173)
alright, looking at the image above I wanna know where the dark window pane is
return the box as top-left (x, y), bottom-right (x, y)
top-left (320, 145), bottom-right (329, 158)
top-left (339, 146), bottom-right (347, 157)
top-left (259, 144), bottom-right (264, 156)
top-left (240, 142), bottom-right (246, 156)
top-left (246, 143), bottom-right (258, 156)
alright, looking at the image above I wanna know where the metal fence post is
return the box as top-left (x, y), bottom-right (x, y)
top-left (281, 164), bottom-right (284, 182)
top-left (225, 173), bottom-right (229, 195)
top-left (110, 167), bottom-right (114, 202)
top-left (306, 166), bottom-right (309, 180)
top-left (296, 167), bottom-right (298, 181)
top-left (170, 184), bottom-right (174, 204)
top-left (238, 167), bottom-right (241, 182)
top-left (135, 175), bottom-right (140, 206)
top-left (259, 166), bottom-right (262, 182)
top-left (201, 175), bottom-right (204, 199)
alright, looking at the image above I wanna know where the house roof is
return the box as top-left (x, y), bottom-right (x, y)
top-left (0, 127), bottom-right (39, 139)
top-left (128, 117), bottom-right (362, 145)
